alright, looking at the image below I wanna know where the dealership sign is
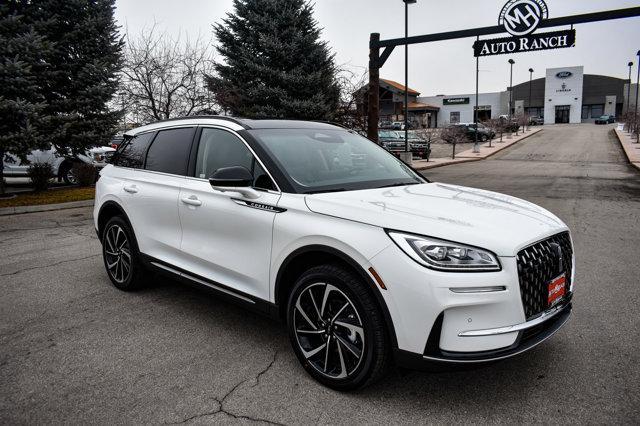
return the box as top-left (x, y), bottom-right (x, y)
top-left (443, 97), bottom-right (470, 105)
top-left (473, 0), bottom-right (576, 57)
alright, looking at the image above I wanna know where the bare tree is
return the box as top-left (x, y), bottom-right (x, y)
top-left (440, 125), bottom-right (466, 159)
top-left (332, 67), bottom-right (369, 134)
top-left (120, 25), bottom-right (217, 124)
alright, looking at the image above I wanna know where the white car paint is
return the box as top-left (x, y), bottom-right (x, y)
top-left (94, 117), bottom-right (574, 367)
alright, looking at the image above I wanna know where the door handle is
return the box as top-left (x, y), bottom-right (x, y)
top-left (181, 195), bottom-right (202, 207)
top-left (123, 185), bottom-right (138, 194)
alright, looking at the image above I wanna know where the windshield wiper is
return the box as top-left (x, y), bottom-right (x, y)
top-left (377, 182), bottom-right (421, 189)
top-left (305, 188), bottom-right (348, 194)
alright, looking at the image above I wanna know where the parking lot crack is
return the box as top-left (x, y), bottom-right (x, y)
top-left (170, 351), bottom-right (282, 425)
top-left (0, 254), bottom-right (101, 277)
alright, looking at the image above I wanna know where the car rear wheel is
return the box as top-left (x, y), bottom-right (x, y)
top-left (287, 264), bottom-right (389, 390)
top-left (102, 216), bottom-right (147, 291)
top-left (60, 163), bottom-right (78, 185)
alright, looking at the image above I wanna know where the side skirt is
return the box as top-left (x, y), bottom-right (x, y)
top-left (140, 254), bottom-right (280, 320)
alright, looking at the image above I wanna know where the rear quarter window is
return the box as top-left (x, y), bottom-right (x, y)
top-left (114, 132), bottom-right (155, 168)
top-left (144, 127), bottom-right (195, 175)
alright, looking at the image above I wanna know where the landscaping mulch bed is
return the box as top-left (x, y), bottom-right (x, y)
top-left (0, 187), bottom-right (95, 208)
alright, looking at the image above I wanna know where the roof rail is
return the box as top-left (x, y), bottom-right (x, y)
top-left (144, 115), bottom-right (250, 129)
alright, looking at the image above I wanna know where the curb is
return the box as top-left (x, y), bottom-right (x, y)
top-left (0, 199), bottom-right (94, 216)
top-left (613, 128), bottom-right (640, 172)
top-left (414, 127), bottom-right (542, 171)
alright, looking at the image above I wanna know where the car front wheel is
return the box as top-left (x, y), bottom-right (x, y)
top-left (287, 264), bottom-right (389, 390)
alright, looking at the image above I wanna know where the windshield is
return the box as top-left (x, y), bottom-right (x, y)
top-left (248, 128), bottom-right (424, 194)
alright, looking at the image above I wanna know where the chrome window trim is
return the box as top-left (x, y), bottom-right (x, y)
top-left (193, 125), bottom-right (282, 194)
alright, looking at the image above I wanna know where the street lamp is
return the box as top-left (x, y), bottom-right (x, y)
top-left (528, 68), bottom-right (534, 130)
top-left (403, 0), bottom-right (417, 155)
top-left (508, 59), bottom-right (515, 120)
top-left (627, 62), bottom-right (634, 118)
top-left (635, 51), bottom-right (640, 143)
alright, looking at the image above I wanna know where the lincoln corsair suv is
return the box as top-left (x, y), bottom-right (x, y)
top-left (94, 117), bottom-right (574, 390)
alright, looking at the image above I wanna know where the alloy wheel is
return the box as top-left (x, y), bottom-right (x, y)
top-left (293, 283), bottom-right (365, 379)
top-left (104, 224), bottom-right (132, 284)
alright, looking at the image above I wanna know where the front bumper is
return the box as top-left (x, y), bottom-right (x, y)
top-left (394, 300), bottom-right (572, 367)
top-left (367, 241), bottom-right (573, 363)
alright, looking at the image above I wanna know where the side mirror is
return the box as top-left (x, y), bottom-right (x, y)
top-left (209, 166), bottom-right (260, 199)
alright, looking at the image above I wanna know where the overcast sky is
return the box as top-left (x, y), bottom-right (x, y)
top-left (114, 0), bottom-right (640, 96)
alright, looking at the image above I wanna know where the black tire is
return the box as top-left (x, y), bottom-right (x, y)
top-left (60, 162), bottom-right (77, 185)
top-left (286, 264), bottom-right (390, 390)
top-left (101, 216), bottom-right (147, 291)
top-left (480, 134), bottom-right (488, 142)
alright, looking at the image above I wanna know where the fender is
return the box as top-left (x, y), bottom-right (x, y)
top-left (274, 244), bottom-right (398, 349)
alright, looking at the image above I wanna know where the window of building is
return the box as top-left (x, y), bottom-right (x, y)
top-left (144, 127), bottom-right (195, 175)
top-left (114, 132), bottom-right (155, 169)
top-left (450, 112), bottom-right (460, 124)
top-left (591, 104), bottom-right (604, 117)
top-left (581, 106), bottom-right (589, 119)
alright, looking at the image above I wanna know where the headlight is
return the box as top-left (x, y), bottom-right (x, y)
top-left (387, 231), bottom-right (501, 272)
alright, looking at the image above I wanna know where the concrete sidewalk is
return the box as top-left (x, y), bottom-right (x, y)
top-left (413, 127), bottom-right (543, 170)
top-left (614, 126), bottom-right (640, 171)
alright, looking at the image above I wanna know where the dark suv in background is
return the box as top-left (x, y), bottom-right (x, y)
top-left (453, 123), bottom-right (495, 142)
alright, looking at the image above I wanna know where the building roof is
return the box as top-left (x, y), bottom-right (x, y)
top-left (408, 102), bottom-right (439, 110)
top-left (380, 78), bottom-right (420, 95)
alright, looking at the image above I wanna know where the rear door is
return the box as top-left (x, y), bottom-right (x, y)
top-left (178, 127), bottom-right (281, 301)
top-left (116, 127), bottom-right (195, 263)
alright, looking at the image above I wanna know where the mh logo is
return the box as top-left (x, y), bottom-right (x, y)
top-left (499, 0), bottom-right (549, 36)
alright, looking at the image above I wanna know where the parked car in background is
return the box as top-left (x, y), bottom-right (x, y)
top-left (378, 121), bottom-right (393, 129)
top-left (3, 146), bottom-right (116, 184)
top-left (452, 123), bottom-right (495, 142)
top-left (378, 130), bottom-right (431, 160)
top-left (110, 134), bottom-right (125, 149)
top-left (498, 116), bottom-right (520, 133)
top-left (594, 115), bottom-right (615, 124)
top-left (529, 116), bottom-right (544, 126)
top-left (95, 116), bottom-right (574, 390)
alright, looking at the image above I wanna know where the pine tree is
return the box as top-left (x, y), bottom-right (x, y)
top-left (207, 0), bottom-right (340, 120)
top-left (0, 2), bottom-right (49, 194)
top-left (26, 0), bottom-right (124, 156)
top-left (0, 0), bottom-right (123, 194)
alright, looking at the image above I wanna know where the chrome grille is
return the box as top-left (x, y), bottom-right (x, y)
top-left (516, 232), bottom-right (573, 320)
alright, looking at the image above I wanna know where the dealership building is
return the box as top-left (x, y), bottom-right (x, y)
top-left (363, 66), bottom-right (639, 127)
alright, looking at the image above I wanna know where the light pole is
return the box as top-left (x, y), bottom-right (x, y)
top-left (627, 62), bottom-right (634, 118)
top-left (528, 68), bottom-right (534, 131)
top-left (635, 51), bottom-right (640, 143)
top-left (508, 59), bottom-right (515, 120)
top-left (473, 36), bottom-right (480, 153)
top-left (403, 0), bottom-right (417, 156)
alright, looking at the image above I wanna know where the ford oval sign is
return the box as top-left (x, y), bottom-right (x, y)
top-left (499, 0), bottom-right (549, 36)
top-left (556, 71), bottom-right (573, 79)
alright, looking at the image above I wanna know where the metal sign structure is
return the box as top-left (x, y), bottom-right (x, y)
top-left (367, 5), bottom-right (640, 143)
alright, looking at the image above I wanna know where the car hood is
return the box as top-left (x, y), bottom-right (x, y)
top-left (304, 183), bottom-right (568, 256)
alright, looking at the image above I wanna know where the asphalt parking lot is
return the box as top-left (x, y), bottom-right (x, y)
top-left (1, 124), bottom-right (639, 424)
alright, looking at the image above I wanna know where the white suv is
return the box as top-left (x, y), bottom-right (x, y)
top-left (94, 117), bottom-right (574, 390)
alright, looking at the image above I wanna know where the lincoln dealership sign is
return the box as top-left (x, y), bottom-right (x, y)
top-left (474, 0), bottom-right (576, 57)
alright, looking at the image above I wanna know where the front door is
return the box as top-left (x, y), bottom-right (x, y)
top-left (178, 127), bottom-right (281, 301)
top-left (555, 106), bottom-right (570, 124)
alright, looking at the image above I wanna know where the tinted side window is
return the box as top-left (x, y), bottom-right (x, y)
top-left (145, 127), bottom-right (195, 175)
top-left (115, 132), bottom-right (155, 168)
top-left (195, 128), bottom-right (275, 190)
